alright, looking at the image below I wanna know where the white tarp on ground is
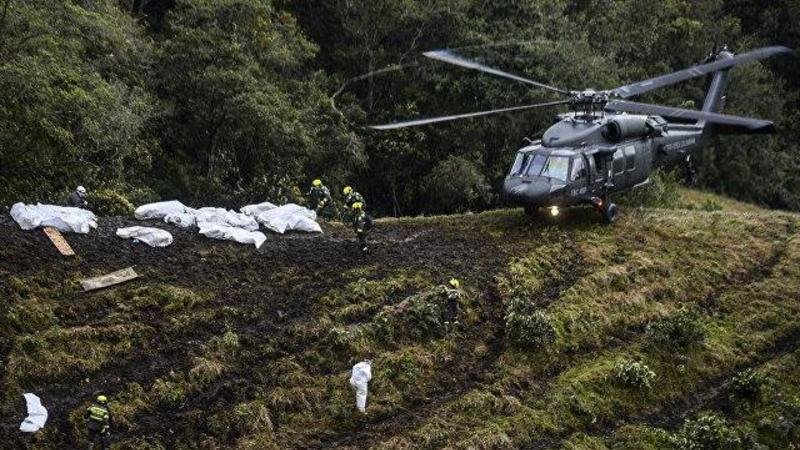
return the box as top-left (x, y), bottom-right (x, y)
top-left (10, 203), bottom-right (97, 234)
top-left (136, 201), bottom-right (260, 231)
top-left (256, 203), bottom-right (321, 234)
top-left (134, 200), bottom-right (319, 246)
top-left (134, 200), bottom-right (189, 220)
top-left (19, 393), bottom-right (47, 433)
top-left (349, 360), bottom-right (372, 413)
top-left (163, 211), bottom-right (196, 228)
top-left (240, 201), bottom-right (277, 217)
top-left (193, 207), bottom-right (259, 231)
top-left (116, 226), bottom-right (174, 247)
top-left (198, 223), bottom-right (267, 249)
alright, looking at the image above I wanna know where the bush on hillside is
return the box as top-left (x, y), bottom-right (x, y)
top-left (670, 414), bottom-right (742, 450)
top-left (646, 308), bottom-right (705, 347)
top-left (420, 156), bottom-right (494, 214)
top-left (614, 359), bottom-right (656, 390)
top-left (88, 188), bottom-right (135, 216)
top-left (504, 297), bottom-right (556, 349)
top-left (730, 368), bottom-right (769, 401)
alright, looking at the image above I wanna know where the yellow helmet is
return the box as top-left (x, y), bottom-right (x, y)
top-left (312, 179), bottom-right (322, 187)
top-left (352, 202), bottom-right (363, 210)
top-left (449, 278), bottom-right (460, 288)
top-left (97, 395), bottom-right (108, 403)
top-left (343, 186), bottom-right (352, 195)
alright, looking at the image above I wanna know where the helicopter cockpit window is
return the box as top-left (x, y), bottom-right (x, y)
top-left (540, 155), bottom-right (570, 181)
top-left (570, 157), bottom-right (587, 181)
top-left (525, 153), bottom-right (548, 177)
top-left (510, 152), bottom-right (529, 176)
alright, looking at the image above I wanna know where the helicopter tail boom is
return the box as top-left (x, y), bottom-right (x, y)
top-left (604, 100), bottom-right (775, 135)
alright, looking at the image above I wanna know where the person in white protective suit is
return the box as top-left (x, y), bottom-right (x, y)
top-left (349, 360), bottom-right (372, 413)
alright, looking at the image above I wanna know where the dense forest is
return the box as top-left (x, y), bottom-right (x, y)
top-left (0, 0), bottom-right (798, 216)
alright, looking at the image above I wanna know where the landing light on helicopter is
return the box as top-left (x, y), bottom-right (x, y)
top-left (550, 206), bottom-right (560, 217)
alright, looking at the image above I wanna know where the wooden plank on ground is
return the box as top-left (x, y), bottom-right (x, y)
top-left (81, 267), bottom-right (139, 292)
top-left (42, 227), bottom-right (75, 256)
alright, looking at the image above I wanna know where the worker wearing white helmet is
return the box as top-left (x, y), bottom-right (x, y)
top-left (68, 185), bottom-right (89, 209)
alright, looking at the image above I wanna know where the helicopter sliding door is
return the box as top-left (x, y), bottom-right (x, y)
top-left (569, 155), bottom-right (589, 196)
top-left (610, 148), bottom-right (629, 189)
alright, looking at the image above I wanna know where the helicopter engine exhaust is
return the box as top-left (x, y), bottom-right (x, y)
top-left (603, 116), bottom-right (651, 143)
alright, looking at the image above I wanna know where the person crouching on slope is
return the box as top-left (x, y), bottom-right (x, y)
top-left (307, 179), bottom-right (336, 220)
top-left (69, 185), bottom-right (89, 209)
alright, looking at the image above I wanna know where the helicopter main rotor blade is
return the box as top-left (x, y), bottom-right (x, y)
top-left (611, 46), bottom-right (792, 98)
top-left (370, 100), bottom-right (571, 130)
top-left (424, 49), bottom-right (571, 95)
top-left (605, 100), bottom-right (775, 134)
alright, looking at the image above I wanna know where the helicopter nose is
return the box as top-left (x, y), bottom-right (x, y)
top-left (503, 178), bottom-right (551, 206)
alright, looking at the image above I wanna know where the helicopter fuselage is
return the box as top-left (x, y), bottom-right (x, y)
top-left (502, 112), bottom-right (704, 209)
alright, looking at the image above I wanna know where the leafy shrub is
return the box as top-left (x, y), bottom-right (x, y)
top-left (614, 359), bottom-right (656, 390)
top-left (420, 156), bottom-right (494, 214)
top-left (88, 188), bottom-right (135, 216)
top-left (730, 368), bottom-right (768, 401)
top-left (151, 378), bottom-right (185, 408)
top-left (700, 198), bottom-right (723, 211)
top-left (671, 414), bottom-right (742, 449)
top-left (506, 310), bottom-right (556, 348)
top-left (403, 293), bottom-right (444, 339)
top-left (646, 308), bottom-right (705, 347)
top-left (504, 297), bottom-right (556, 349)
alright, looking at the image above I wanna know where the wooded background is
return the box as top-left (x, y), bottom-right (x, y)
top-left (0, 0), bottom-right (797, 215)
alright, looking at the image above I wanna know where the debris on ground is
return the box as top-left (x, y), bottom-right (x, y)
top-left (42, 226), bottom-right (76, 256)
top-left (256, 203), bottom-right (321, 234)
top-left (19, 393), bottom-right (48, 433)
top-left (10, 203), bottom-right (97, 234)
top-left (81, 267), bottom-right (139, 292)
top-left (349, 360), bottom-right (372, 413)
top-left (116, 226), bottom-right (174, 247)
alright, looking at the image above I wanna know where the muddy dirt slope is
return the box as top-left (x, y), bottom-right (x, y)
top-left (1, 194), bottom-right (799, 449)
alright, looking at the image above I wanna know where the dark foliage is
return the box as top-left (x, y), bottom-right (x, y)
top-left (0, 0), bottom-right (797, 214)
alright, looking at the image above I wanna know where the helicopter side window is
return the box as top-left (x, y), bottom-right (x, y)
top-left (624, 145), bottom-right (636, 171)
top-left (570, 156), bottom-right (587, 181)
top-left (525, 153), bottom-right (548, 177)
top-left (612, 149), bottom-right (625, 175)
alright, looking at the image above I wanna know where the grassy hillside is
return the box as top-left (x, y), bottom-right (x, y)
top-left (1, 190), bottom-right (799, 449)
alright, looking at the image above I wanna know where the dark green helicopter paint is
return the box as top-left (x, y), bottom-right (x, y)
top-left (372, 46), bottom-right (793, 223)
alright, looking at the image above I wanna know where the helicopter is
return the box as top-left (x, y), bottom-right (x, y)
top-left (371, 45), bottom-right (792, 223)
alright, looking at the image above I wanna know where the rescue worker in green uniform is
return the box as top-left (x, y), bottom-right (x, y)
top-left (342, 185), bottom-right (366, 223)
top-left (442, 278), bottom-right (461, 327)
top-left (351, 202), bottom-right (370, 253)
top-left (84, 395), bottom-right (111, 450)
top-left (307, 179), bottom-right (336, 220)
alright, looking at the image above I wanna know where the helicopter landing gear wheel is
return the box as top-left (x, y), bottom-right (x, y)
top-left (524, 206), bottom-right (536, 216)
top-left (602, 202), bottom-right (618, 224)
